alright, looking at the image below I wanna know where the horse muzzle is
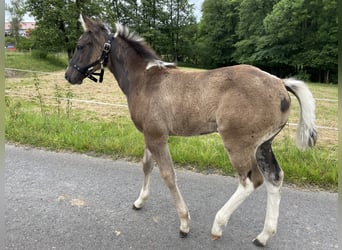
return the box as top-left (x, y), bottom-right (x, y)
top-left (65, 66), bottom-right (84, 85)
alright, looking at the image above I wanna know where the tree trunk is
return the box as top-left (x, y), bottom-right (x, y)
top-left (68, 49), bottom-right (73, 60)
top-left (325, 70), bottom-right (330, 83)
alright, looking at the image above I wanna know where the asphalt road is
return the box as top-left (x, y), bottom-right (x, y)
top-left (6, 144), bottom-right (338, 250)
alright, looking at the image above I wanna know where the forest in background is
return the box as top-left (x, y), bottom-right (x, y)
top-left (6, 0), bottom-right (338, 83)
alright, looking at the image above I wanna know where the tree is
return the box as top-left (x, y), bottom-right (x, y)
top-left (164, 0), bottom-right (196, 62)
top-left (196, 0), bottom-right (241, 68)
top-left (262, 0), bottom-right (337, 82)
top-left (101, 0), bottom-right (140, 29)
top-left (197, 0), bottom-right (337, 82)
top-left (26, 0), bottom-right (102, 58)
top-left (139, 0), bottom-right (168, 50)
top-left (25, 0), bottom-right (197, 65)
top-left (232, 0), bottom-right (278, 65)
top-left (131, 0), bottom-right (196, 62)
top-left (7, 0), bottom-right (26, 45)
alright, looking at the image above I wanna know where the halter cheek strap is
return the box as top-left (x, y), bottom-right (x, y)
top-left (72, 35), bottom-right (114, 83)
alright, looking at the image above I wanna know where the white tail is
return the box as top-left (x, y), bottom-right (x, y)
top-left (284, 78), bottom-right (317, 149)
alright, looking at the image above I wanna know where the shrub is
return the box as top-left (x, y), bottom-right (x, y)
top-left (32, 50), bottom-right (48, 59)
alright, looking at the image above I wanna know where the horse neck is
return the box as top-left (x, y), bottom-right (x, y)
top-left (108, 38), bottom-right (146, 96)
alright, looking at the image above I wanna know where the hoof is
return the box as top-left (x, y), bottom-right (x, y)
top-left (179, 230), bottom-right (188, 238)
top-left (211, 234), bottom-right (221, 241)
top-left (132, 204), bottom-right (142, 210)
top-left (252, 238), bottom-right (265, 247)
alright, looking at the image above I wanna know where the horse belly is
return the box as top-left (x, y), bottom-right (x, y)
top-left (167, 93), bottom-right (219, 136)
top-left (169, 115), bottom-right (218, 136)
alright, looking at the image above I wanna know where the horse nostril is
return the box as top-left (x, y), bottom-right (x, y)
top-left (65, 73), bottom-right (71, 82)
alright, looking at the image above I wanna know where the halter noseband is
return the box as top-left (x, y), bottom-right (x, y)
top-left (72, 35), bottom-right (114, 83)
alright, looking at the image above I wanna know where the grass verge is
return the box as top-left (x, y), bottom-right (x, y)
top-left (5, 98), bottom-right (337, 190)
top-left (5, 51), bottom-right (68, 72)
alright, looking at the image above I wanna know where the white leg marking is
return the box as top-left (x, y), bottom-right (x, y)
top-left (254, 181), bottom-right (281, 246)
top-left (174, 185), bottom-right (191, 234)
top-left (134, 149), bottom-right (153, 209)
top-left (133, 175), bottom-right (151, 209)
top-left (160, 170), bottom-right (190, 234)
top-left (211, 178), bottom-right (254, 238)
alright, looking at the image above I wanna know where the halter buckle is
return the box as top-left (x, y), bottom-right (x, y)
top-left (103, 42), bottom-right (111, 53)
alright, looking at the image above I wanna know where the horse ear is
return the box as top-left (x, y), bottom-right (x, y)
top-left (79, 14), bottom-right (93, 32)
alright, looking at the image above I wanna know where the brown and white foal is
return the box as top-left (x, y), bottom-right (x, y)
top-left (65, 15), bottom-right (317, 247)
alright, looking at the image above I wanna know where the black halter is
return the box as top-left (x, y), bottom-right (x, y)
top-left (72, 35), bottom-right (114, 83)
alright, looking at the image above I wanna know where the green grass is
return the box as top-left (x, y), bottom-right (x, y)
top-left (5, 100), bottom-right (144, 158)
top-left (273, 137), bottom-right (337, 189)
top-left (5, 51), bottom-right (68, 72)
top-left (5, 98), bottom-right (337, 190)
top-left (4, 51), bottom-right (338, 190)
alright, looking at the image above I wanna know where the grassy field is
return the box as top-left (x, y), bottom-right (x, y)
top-left (5, 51), bottom-right (68, 72)
top-left (5, 52), bottom-right (338, 190)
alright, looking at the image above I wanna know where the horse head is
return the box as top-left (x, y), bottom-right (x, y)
top-left (65, 14), bottom-right (113, 84)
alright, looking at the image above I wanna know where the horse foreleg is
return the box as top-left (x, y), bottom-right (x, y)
top-left (133, 148), bottom-right (154, 209)
top-left (146, 137), bottom-right (190, 237)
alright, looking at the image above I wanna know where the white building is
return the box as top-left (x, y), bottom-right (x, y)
top-left (5, 21), bottom-right (36, 37)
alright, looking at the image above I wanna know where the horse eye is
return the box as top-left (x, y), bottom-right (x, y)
top-left (76, 45), bottom-right (83, 50)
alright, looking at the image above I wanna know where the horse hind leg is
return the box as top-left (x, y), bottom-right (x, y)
top-left (253, 140), bottom-right (284, 247)
top-left (133, 147), bottom-right (154, 209)
top-left (211, 146), bottom-right (264, 240)
top-left (211, 175), bottom-right (255, 240)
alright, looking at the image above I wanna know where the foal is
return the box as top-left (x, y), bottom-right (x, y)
top-left (65, 15), bottom-right (317, 246)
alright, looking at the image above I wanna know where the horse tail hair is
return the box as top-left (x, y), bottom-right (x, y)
top-left (284, 78), bottom-right (317, 149)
